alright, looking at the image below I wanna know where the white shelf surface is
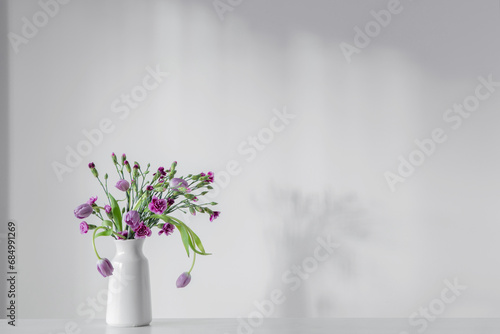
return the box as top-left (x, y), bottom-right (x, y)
top-left (1, 318), bottom-right (500, 334)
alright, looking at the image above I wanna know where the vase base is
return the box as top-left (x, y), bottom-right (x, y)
top-left (106, 321), bottom-right (151, 327)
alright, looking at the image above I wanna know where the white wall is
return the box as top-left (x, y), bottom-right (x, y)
top-left (5, 0), bottom-right (500, 320)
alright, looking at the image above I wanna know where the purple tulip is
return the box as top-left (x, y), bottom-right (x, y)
top-left (209, 211), bottom-right (220, 222)
top-left (148, 196), bottom-right (168, 214)
top-left (124, 210), bottom-right (140, 230)
top-left (158, 223), bottom-right (175, 236)
top-left (74, 203), bottom-right (93, 219)
top-left (97, 258), bottom-right (114, 277)
top-left (170, 178), bottom-right (189, 190)
top-left (104, 205), bottom-right (112, 214)
top-left (176, 272), bottom-right (191, 288)
top-left (87, 196), bottom-right (98, 205)
top-left (80, 221), bottom-right (89, 234)
top-left (115, 179), bottom-right (130, 191)
top-left (134, 222), bottom-right (152, 239)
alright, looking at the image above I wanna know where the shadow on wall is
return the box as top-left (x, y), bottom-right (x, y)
top-left (0, 0), bottom-right (9, 319)
top-left (255, 187), bottom-right (370, 317)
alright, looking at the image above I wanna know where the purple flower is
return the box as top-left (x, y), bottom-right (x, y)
top-left (149, 196), bottom-right (168, 214)
top-left (146, 185), bottom-right (154, 191)
top-left (87, 196), bottom-right (98, 205)
top-left (176, 272), bottom-right (191, 288)
top-left (170, 178), bottom-right (189, 190)
top-left (74, 203), bottom-right (93, 219)
top-left (192, 196), bottom-right (198, 202)
top-left (97, 258), bottom-right (114, 277)
top-left (207, 171), bottom-right (214, 183)
top-left (210, 211), bottom-right (220, 222)
top-left (134, 222), bottom-right (152, 239)
top-left (167, 197), bottom-right (175, 207)
top-left (104, 205), bottom-right (112, 214)
top-left (117, 230), bottom-right (128, 239)
top-left (88, 162), bottom-right (95, 169)
top-left (158, 223), bottom-right (175, 236)
top-left (115, 179), bottom-right (130, 191)
top-left (158, 167), bottom-right (167, 176)
top-left (124, 210), bottom-right (140, 230)
top-left (80, 221), bottom-right (89, 234)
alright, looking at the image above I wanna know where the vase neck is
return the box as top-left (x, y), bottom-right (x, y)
top-left (114, 238), bottom-right (145, 256)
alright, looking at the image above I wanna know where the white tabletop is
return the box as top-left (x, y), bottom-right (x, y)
top-left (1, 318), bottom-right (500, 334)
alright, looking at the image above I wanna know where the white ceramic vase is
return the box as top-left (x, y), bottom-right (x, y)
top-left (106, 238), bottom-right (152, 327)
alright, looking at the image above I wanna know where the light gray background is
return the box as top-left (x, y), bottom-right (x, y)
top-left (3, 0), bottom-right (500, 320)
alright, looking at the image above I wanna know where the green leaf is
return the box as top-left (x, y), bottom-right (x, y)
top-left (150, 214), bottom-right (211, 256)
top-left (133, 193), bottom-right (147, 211)
top-left (95, 228), bottom-right (113, 238)
top-left (102, 220), bottom-right (113, 228)
top-left (109, 194), bottom-right (122, 231)
top-left (188, 228), bottom-right (206, 253)
top-left (178, 224), bottom-right (192, 257)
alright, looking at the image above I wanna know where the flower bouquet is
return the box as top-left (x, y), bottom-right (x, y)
top-left (74, 153), bottom-right (220, 288)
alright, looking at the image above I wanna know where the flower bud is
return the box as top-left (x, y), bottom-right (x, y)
top-left (121, 153), bottom-right (127, 165)
top-left (111, 152), bottom-right (118, 164)
top-left (170, 178), bottom-right (188, 190)
top-left (176, 272), bottom-right (191, 288)
top-left (104, 205), bottom-right (113, 219)
top-left (104, 173), bottom-right (108, 180)
top-left (115, 179), bottom-right (130, 191)
top-left (74, 203), bottom-right (93, 219)
top-left (97, 258), bottom-right (114, 277)
top-left (171, 161), bottom-right (177, 171)
top-left (189, 206), bottom-right (196, 216)
top-left (124, 160), bottom-right (131, 173)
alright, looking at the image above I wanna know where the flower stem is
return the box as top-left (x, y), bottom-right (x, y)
top-left (188, 252), bottom-right (196, 274)
top-left (92, 227), bottom-right (106, 259)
